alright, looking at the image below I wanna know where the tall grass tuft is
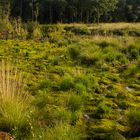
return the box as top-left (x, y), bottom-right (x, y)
top-left (29, 123), bottom-right (82, 140)
top-left (0, 59), bottom-right (31, 138)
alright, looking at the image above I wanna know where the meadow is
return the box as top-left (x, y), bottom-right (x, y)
top-left (0, 23), bottom-right (140, 140)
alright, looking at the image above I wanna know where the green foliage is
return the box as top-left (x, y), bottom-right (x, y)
top-left (129, 138), bottom-right (140, 140)
top-left (0, 60), bottom-right (32, 139)
top-left (38, 79), bottom-right (52, 90)
top-left (74, 83), bottom-right (86, 95)
top-left (59, 74), bottom-right (74, 91)
top-left (0, 19), bottom-right (13, 39)
top-left (106, 131), bottom-right (126, 140)
top-left (64, 26), bottom-right (91, 35)
top-left (96, 103), bottom-right (112, 118)
top-left (0, 24), bottom-right (139, 140)
top-left (26, 22), bottom-right (42, 39)
top-left (66, 94), bottom-right (82, 112)
top-left (126, 108), bottom-right (140, 136)
top-left (69, 46), bottom-right (80, 59)
top-left (31, 123), bottom-right (81, 140)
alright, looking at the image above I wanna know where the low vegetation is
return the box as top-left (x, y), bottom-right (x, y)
top-left (0, 23), bottom-right (139, 140)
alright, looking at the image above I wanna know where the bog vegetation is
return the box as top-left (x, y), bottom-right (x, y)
top-left (0, 22), bottom-right (139, 140)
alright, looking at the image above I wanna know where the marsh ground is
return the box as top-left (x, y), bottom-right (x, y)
top-left (0, 23), bottom-right (140, 140)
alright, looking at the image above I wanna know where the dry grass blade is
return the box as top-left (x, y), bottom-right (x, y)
top-left (0, 59), bottom-right (30, 127)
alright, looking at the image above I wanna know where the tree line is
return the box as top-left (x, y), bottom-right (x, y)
top-left (0, 0), bottom-right (140, 23)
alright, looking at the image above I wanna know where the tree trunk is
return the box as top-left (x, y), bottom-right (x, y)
top-left (97, 8), bottom-right (100, 24)
top-left (20, 0), bottom-right (22, 17)
top-left (49, 4), bottom-right (53, 23)
top-left (32, 0), bottom-right (34, 21)
top-left (80, 8), bottom-right (83, 22)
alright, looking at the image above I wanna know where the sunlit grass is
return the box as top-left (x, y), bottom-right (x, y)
top-left (0, 59), bottom-right (31, 138)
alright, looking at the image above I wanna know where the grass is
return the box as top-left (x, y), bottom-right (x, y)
top-left (0, 23), bottom-right (139, 139)
top-left (27, 122), bottom-right (82, 140)
top-left (126, 108), bottom-right (140, 137)
top-left (0, 59), bottom-right (31, 139)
